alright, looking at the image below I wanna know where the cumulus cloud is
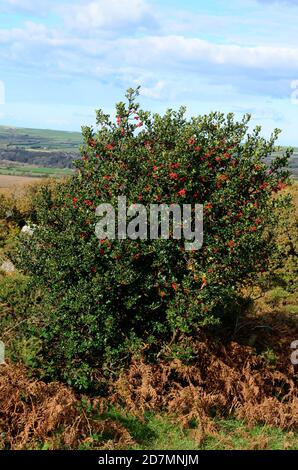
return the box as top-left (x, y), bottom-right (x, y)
top-left (1, 19), bottom-right (298, 100)
top-left (113, 35), bottom-right (298, 76)
top-left (0, 0), bottom-right (298, 112)
top-left (62, 0), bottom-right (158, 35)
top-left (0, 80), bottom-right (5, 105)
top-left (141, 81), bottom-right (166, 99)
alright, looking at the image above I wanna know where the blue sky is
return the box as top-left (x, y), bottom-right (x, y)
top-left (0, 0), bottom-right (298, 145)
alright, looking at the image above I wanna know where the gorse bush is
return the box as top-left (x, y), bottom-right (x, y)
top-left (17, 88), bottom-right (290, 389)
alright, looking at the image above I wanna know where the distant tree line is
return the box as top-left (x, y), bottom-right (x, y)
top-left (0, 149), bottom-right (76, 168)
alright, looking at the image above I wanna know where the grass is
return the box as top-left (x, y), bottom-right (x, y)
top-left (77, 409), bottom-right (298, 450)
top-left (0, 164), bottom-right (73, 178)
top-left (202, 418), bottom-right (298, 450)
top-left (101, 410), bottom-right (200, 450)
top-left (0, 125), bottom-right (82, 152)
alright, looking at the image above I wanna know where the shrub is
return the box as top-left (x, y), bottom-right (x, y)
top-left (0, 180), bottom-right (53, 255)
top-left (16, 88), bottom-right (290, 389)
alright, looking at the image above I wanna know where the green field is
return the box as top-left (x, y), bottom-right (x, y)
top-left (0, 125), bottom-right (82, 171)
top-left (0, 163), bottom-right (73, 178)
top-left (0, 125), bottom-right (82, 152)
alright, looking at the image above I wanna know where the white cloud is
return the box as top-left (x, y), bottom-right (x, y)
top-left (114, 35), bottom-right (298, 75)
top-left (0, 80), bottom-right (5, 119)
top-left (1, 20), bottom-right (298, 100)
top-left (1, 1), bottom-right (298, 106)
top-left (141, 80), bottom-right (166, 99)
top-left (63, 0), bottom-right (158, 35)
top-left (0, 81), bottom-right (5, 103)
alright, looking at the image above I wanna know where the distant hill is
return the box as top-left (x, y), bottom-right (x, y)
top-left (269, 148), bottom-right (298, 178)
top-left (0, 125), bottom-right (82, 168)
top-left (287, 149), bottom-right (298, 177)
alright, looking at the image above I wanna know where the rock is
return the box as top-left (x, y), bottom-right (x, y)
top-left (21, 225), bottom-right (35, 236)
top-left (0, 260), bottom-right (16, 273)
